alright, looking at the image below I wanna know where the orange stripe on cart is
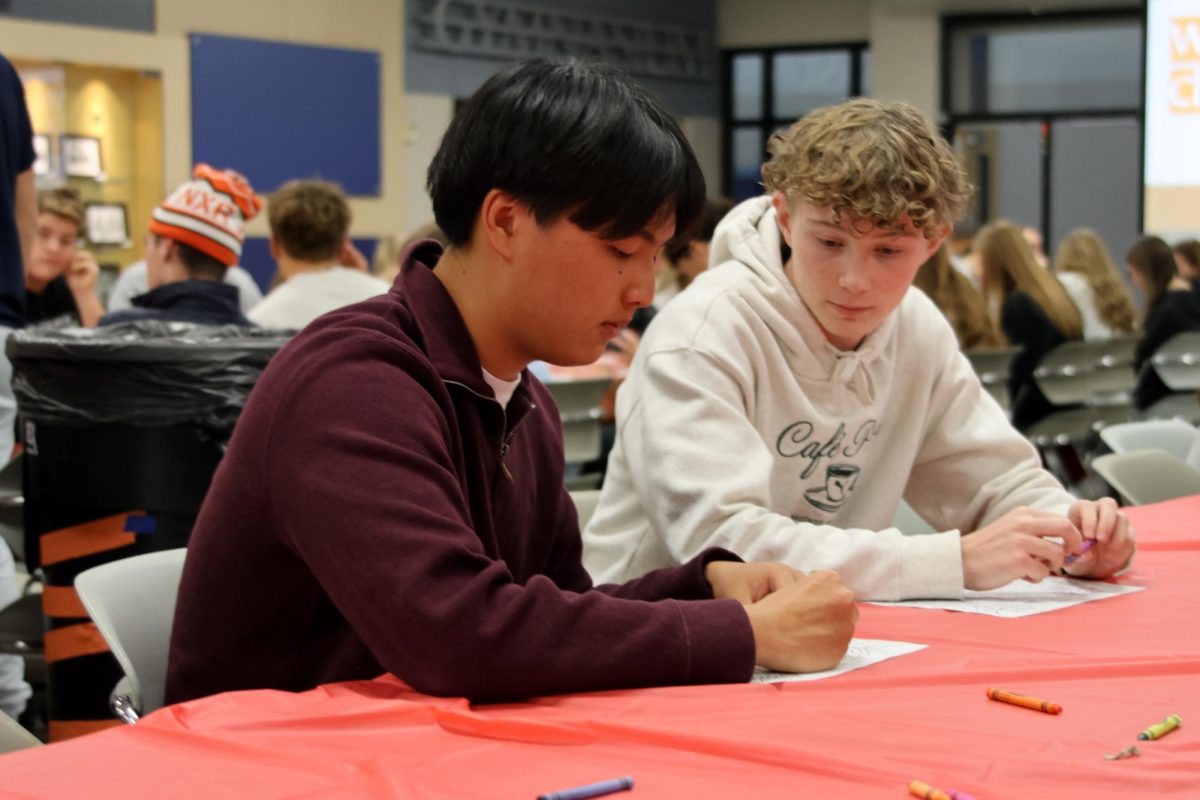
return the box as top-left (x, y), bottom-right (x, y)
top-left (44, 622), bottom-right (109, 664)
top-left (49, 719), bottom-right (122, 742)
top-left (39, 512), bottom-right (143, 566)
top-left (41, 585), bottom-right (88, 619)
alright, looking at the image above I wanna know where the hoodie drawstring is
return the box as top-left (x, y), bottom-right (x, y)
top-left (830, 351), bottom-right (878, 411)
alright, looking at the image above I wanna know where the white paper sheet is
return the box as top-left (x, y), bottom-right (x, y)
top-left (751, 638), bottom-right (927, 683)
top-left (869, 576), bottom-right (1144, 618)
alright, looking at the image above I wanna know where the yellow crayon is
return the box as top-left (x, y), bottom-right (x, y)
top-left (908, 779), bottom-right (952, 800)
top-left (1138, 713), bottom-right (1182, 740)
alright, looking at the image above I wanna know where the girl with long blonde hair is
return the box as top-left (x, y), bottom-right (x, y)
top-left (1052, 228), bottom-right (1137, 339)
top-left (913, 244), bottom-right (1004, 350)
top-left (976, 221), bottom-right (1083, 430)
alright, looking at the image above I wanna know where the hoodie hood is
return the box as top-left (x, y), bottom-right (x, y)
top-left (703, 196), bottom-right (895, 408)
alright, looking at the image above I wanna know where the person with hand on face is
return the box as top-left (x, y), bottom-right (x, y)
top-left (24, 188), bottom-right (103, 327)
top-left (166, 57), bottom-right (858, 706)
top-left (583, 98), bottom-right (1134, 602)
top-left (247, 179), bottom-right (389, 331)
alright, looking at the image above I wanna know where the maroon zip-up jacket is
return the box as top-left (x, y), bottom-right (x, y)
top-left (165, 243), bottom-right (755, 705)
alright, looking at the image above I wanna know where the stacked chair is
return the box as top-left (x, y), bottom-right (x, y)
top-left (1092, 419), bottom-right (1200, 505)
top-left (1143, 331), bottom-right (1200, 423)
top-left (545, 377), bottom-right (610, 491)
top-left (964, 346), bottom-right (1022, 411)
top-left (1023, 336), bottom-right (1140, 450)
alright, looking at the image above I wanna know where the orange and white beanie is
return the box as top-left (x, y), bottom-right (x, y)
top-left (148, 164), bottom-right (263, 266)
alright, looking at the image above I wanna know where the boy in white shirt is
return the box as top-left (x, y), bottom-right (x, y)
top-left (583, 98), bottom-right (1134, 600)
top-left (249, 180), bottom-right (388, 330)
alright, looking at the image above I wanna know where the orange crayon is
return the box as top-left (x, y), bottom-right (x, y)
top-left (987, 688), bottom-right (1063, 714)
top-left (908, 779), bottom-right (953, 800)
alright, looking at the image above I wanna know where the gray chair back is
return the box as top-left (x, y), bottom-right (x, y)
top-left (545, 378), bottom-right (610, 464)
top-left (1091, 449), bottom-right (1200, 505)
top-left (1151, 331), bottom-right (1200, 391)
top-left (1099, 419), bottom-right (1199, 460)
top-left (965, 346), bottom-right (1021, 409)
top-left (74, 548), bottom-right (187, 721)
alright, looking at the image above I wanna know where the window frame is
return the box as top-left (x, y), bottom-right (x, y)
top-left (940, 7), bottom-right (1145, 240)
top-left (720, 42), bottom-right (869, 200)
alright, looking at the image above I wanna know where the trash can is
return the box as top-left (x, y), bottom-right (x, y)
top-left (7, 320), bottom-right (290, 742)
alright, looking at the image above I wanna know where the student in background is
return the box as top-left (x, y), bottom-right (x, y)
top-left (913, 243), bottom-right (1003, 350)
top-left (0, 49), bottom-right (35, 727)
top-left (248, 180), bottom-right (389, 330)
top-left (652, 198), bottom-right (733, 310)
top-left (579, 196), bottom-right (735, 477)
top-left (946, 218), bottom-right (980, 281)
top-left (24, 188), bottom-right (103, 327)
top-left (167, 57), bottom-right (858, 706)
top-left (584, 99), bottom-right (1131, 602)
top-left (1127, 235), bottom-right (1200, 410)
top-left (100, 165), bottom-right (260, 327)
top-left (1172, 239), bottom-right (1200, 296)
top-left (106, 260), bottom-right (263, 315)
top-left (1052, 227), bottom-right (1137, 341)
top-left (977, 221), bottom-right (1083, 432)
top-left (372, 222), bottom-right (450, 286)
top-left (1022, 225), bottom-right (1049, 268)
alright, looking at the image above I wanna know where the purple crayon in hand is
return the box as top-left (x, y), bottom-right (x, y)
top-left (1064, 538), bottom-right (1096, 567)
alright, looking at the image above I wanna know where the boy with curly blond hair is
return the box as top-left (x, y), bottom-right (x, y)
top-left (583, 98), bottom-right (1134, 600)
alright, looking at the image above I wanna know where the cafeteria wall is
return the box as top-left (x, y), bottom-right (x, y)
top-left (716, 0), bottom-right (1138, 123)
top-left (0, 0), bottom-right (1145, 241)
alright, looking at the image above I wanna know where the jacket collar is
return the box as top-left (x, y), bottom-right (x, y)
top-left (132, 280), bottom-right (247, 322)
top-left (397, 240), bottom-right (532, 406)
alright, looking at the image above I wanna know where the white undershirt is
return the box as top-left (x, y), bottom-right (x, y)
top-left (482, 368), bottom-right (521, 408)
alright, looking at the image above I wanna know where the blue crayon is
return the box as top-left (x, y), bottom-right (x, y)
top-left (1064, 538), bottom-right (1096, 566)
top-left (538, 776), bottom-right (634, 800)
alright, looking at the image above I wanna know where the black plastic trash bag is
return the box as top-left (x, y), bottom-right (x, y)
top-left (7, 320), bottom-right (291, 433)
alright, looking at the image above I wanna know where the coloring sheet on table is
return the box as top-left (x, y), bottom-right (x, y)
top-left (869, 576), bottom-right (1144, 618)
top-left (751, 638), bottom-right (927, 684)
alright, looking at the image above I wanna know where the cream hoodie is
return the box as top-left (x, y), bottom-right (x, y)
top-left (582, 197), bottom-right (1073, 600)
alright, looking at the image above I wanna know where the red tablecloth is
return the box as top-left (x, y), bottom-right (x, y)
top-left (3, 496), bottom-right (1199, 798)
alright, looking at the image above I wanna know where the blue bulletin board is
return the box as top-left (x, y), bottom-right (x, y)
top-left (189, 33), bottom-right (381, 196)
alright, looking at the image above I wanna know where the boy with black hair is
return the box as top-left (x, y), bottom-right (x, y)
top-left (584, 98), bottom-right (1135, 600)
top-left (100, 164), bottom-right (261, 327)
top-left (167, 57), bottom-right (857, 705)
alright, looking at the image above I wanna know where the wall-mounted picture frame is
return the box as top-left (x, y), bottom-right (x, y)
top-left (61, 134), bottom-right (103, 179)
top-left (32, 134), bottom-right (52, 177)
top-left (84, 202), bottom-right (129, 246)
